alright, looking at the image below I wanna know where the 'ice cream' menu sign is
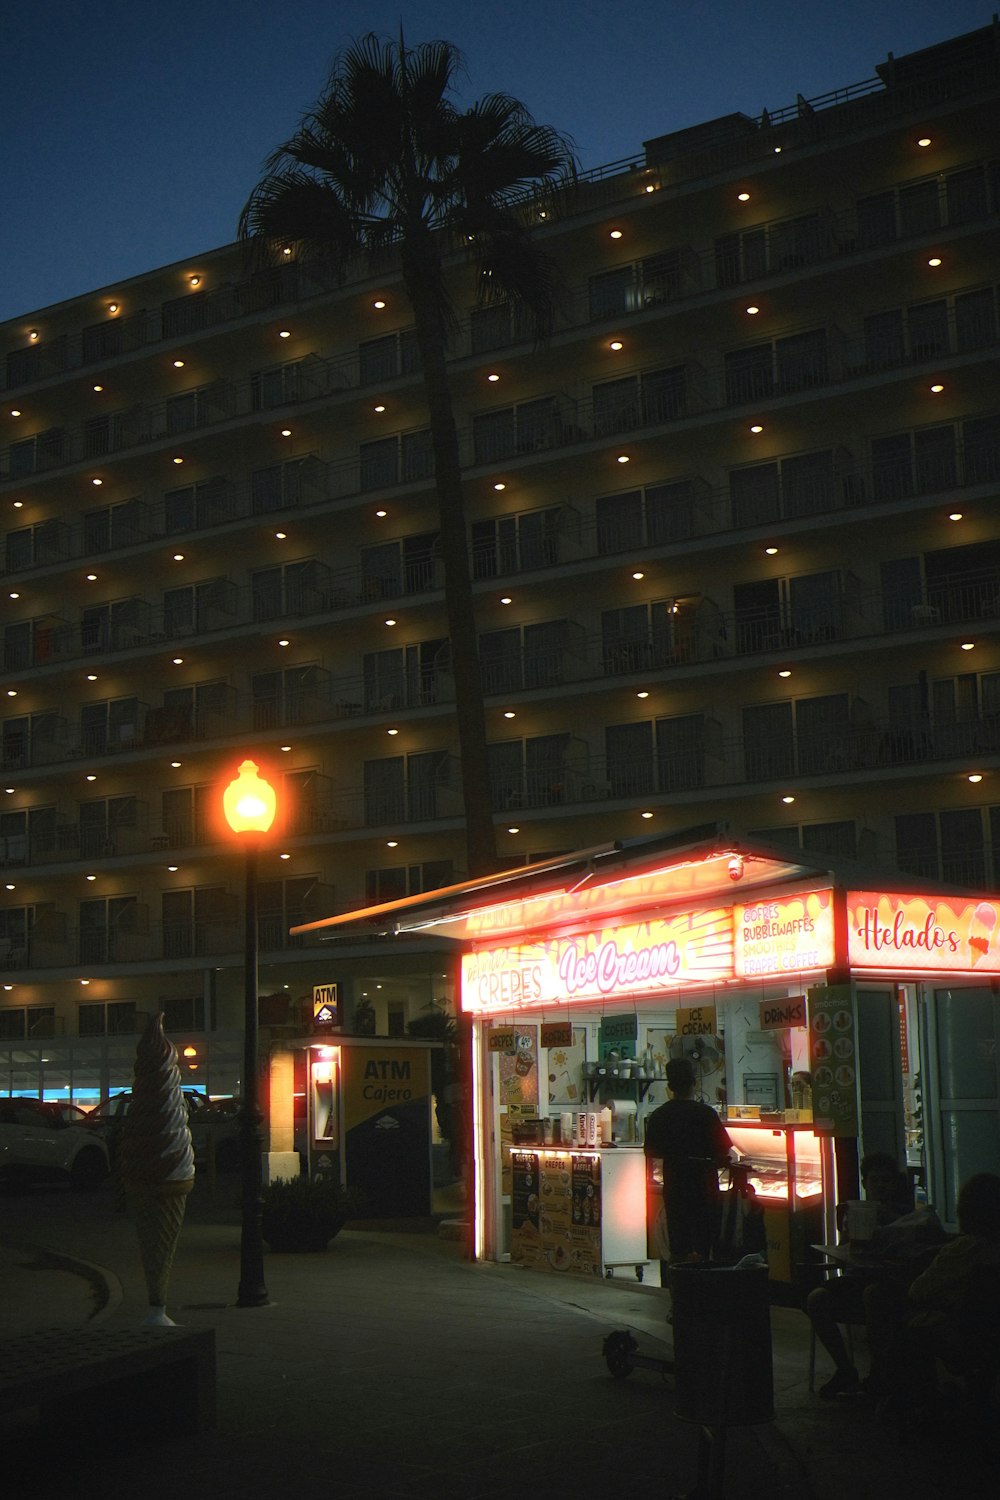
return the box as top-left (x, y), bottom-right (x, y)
top-left (847, 892), bottom-right (1000, 974)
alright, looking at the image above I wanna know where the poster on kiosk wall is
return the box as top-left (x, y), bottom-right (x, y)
top-left (341, 1046), bottom-right (432, 1217)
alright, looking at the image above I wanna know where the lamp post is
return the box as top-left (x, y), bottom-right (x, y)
top-left (223, 758), bottom-right (277, 1309)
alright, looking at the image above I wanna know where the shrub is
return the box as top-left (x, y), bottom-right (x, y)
top-left (260, 1173), bottom-right (364, 1252)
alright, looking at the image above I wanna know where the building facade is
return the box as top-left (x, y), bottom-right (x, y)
top-left (1, 24), bottom-right (999, 1104)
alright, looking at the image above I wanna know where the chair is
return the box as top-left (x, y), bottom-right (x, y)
top-left (806, 1262), bottom-right (862, 1391)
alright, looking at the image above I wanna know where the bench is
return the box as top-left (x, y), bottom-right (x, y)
top-left (0, 1326), bottom-right (215, 1436)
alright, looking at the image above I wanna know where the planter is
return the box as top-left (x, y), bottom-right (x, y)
top-left (260, 1174), bottom-right (361, 1253)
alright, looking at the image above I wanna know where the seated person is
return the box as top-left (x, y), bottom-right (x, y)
top-left (806, 1151), bottom-right (910, 1398)
top-left (869, 1171), bottom-right (1000, 1420)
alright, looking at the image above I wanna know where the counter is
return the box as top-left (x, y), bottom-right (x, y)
top-left (509, 1145), bottom-right (648, 1279)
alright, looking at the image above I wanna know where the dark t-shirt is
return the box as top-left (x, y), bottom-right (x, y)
top-left (644, 1097), bottom-right (733, 1259)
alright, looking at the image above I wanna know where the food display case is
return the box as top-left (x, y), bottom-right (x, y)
top-left (725, 1123), bottom-right (831, 1282)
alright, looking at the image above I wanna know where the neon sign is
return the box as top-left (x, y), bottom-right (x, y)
top-left (847, 892), bottom-right (1000, 974)
top-left (461, 907), bottom-right (733, 1014)
top-left (734, 891), bottom-right (834, 978)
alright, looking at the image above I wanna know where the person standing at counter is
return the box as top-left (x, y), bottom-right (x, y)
top-left (644, 1057), bottom-right (733, 1262)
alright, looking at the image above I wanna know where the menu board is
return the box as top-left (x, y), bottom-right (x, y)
top-left (807, 984), bottom-right (858, 1136)
top-left (571, 1155), bottom-right (603, 1277)
top-left (511, 1150), bottom-right (542, 1268)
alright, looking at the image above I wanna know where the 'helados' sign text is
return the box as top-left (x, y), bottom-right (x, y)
top-left (461, 908), bottom-right (733, 1013)
top-left (847, 892), bottom-right (1000, 974)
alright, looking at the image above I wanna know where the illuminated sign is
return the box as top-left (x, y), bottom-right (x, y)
top-left (734, 891), bottom-right (834, 978)
top-left (847, 892), bottom-right (1000, 974)
top-left (461, 907), bottom-right (733, 1014)
top-left (312, 982), bottom-right (340, 1030)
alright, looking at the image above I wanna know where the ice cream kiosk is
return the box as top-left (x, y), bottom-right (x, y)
top-left (292, 829), bottom-right (1000, 1277)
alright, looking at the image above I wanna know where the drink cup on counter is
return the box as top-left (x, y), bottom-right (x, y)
top-left (561, 1111), bottom-right (575, 1143)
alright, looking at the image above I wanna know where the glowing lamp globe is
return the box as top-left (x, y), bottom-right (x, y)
top-left (223, 760), bottom-right (276, 835)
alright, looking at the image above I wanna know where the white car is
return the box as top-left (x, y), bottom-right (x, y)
top-left (0, 1098), bottom-right (110, 1190)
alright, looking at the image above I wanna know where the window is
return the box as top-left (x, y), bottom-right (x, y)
top-left (251, 456), bottom-right (321, 512)
top-left (946, 166), bottom-right (988, 226)
top-left (955, 289), bottom-right (997, 353)
top-left (801, 821), bottom-right (857, 859)
top-left (251, 560), bottom-right (330, 620)
top-left (83, 498), bottom-right (149, 553)
top-left (78, 1001), bottom-right (138, 1037)
top-left (725, 343), bottom-right (773, 404)
top-left (163, 578), bottom-right (237, 638)
top-left (742, 701), bottom-right (794, 782)
top-left (730, 463), bottom-right (779, 528)
top-left (79, 697), bottom-right (142, 755)
top-left (257, 876), bottom-right (332, 948)
top-left (795, 693), bottom-right (851, 775)
top-left (79, 796), bottom-right (140, 858)
top-left (360, 430), bottom-right (433, 489)
top-left (365, 860), bottom-right (454, 904)
top-left (162, 996), bottom-right (205, 1033)
top-left (856, 191), bottom-right (896, 248)
top-left (164, 476), bottom-right (232, 532)
top-left (895, 809), bottom-right (986, 885)
top-left (161, 785), bottom-right (210, 847)
top-left (714, 228), bottom-right (766, 287)
top-left (964, 414), bottom-right (1000, 485)
top-left (363, 751), bottom-right (452, 825)
top-left (358, 329), bottom-right (420, 383)
top-left (898, 180), bottom-right (940, 236)
top-left (79, 895), bottom-right (140, 963)
top-left (362, 639), bottom-right (448, 710)
top-left (907, 300), bottom-right (948, 361)
top-left (251, 665), bottom-right (331, 728)
top-left (775, 330), bottom-right (827, 392)
top-left (589, 267), bottom-right (634, 319)
top-left (81, 597), bottom-right (150, 652)
top-left (472, 507), bottom-right (563, 578)
top-left (161, 887), bottom-right (238, 959)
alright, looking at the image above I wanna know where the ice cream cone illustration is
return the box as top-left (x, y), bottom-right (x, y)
top-left (120, 1012), bottom-right (196, 1325)
top-left (968, 902), bottom-right (997, 966)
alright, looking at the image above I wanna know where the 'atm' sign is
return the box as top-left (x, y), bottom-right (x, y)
top-left (312, 983), bottom-right (341, 1030)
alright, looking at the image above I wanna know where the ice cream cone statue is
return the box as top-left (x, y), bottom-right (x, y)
top-left (120, 1012), bottom-right (196, 1326)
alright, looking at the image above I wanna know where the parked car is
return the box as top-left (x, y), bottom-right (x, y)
top-left (192, 1096), bottom-right (242, 1172)
top-left (85, 1088), bottom-right (207, 1166)
top-left (0, 1097), bottom-right (110, 1190)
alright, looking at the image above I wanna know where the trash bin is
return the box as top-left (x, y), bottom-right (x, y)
top-left (670, 1263), bottom-right (773, 1426)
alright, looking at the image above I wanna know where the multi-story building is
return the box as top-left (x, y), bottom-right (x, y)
top-left (2, 23), bottom-right (999, 1102)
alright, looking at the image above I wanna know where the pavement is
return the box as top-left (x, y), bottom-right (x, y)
top-left (0, 1174), bottom-right (993, 1500)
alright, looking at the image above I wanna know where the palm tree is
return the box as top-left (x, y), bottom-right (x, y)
top-left (239, 34), bottom-right (576, 877)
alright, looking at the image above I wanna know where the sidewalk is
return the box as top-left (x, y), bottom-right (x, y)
top-left (0, 1177), bottom-right (990, 1500)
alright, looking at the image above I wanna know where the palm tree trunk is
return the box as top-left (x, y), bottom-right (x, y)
top-left (404, 262), bottom-right (497, 878)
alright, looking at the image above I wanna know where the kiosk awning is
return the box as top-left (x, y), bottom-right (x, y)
top-left (291, 826), bottom-right (834, 945)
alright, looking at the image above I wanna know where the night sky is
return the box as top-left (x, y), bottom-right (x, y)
top-left (1, 0), bottom-right (992, 322)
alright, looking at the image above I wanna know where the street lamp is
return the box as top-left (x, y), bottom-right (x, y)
top-left (223, 758), bottom-right (277, 1308)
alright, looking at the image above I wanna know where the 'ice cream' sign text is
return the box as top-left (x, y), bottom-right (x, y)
top-left (461, 907), bottom-right (733, 1013)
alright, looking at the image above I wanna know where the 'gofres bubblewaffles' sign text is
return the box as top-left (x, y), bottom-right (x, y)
top-left (847, 892), bottom-right (1000, 973)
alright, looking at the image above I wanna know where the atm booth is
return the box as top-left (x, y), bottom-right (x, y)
top-left (291, 831), bottom-right (1000, 1275)
top-left (282, 1034), bottom-right (439, 1218)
